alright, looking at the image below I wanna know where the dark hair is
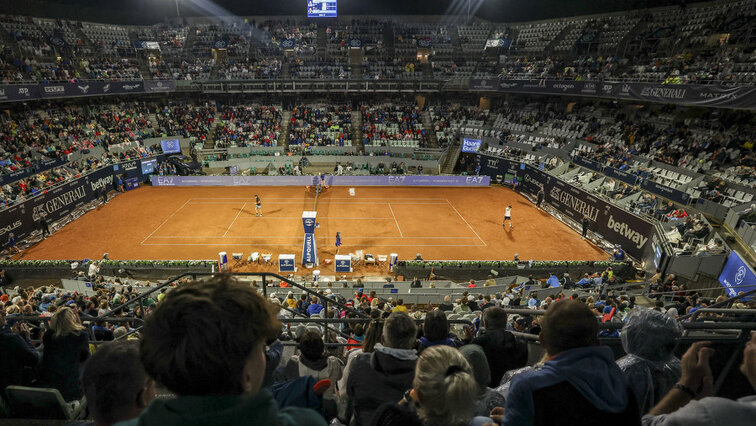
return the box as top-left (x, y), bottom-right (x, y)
top-left (139, 275), bottom-right (280, 396)
top-left (298, 331), bottom-right (325, 362)
top-left (482, 307), bottom-right (508, 329)
top-left (540, 300), bottom-right (598, 355)
top-left (383, 312), bottom-right (417, 349)
top-left (423, 309), bottom-right (449, 341)
top-left (353, 324), bottom-right (364, 337)
top-left (82, 340), bottom-right (148, 425)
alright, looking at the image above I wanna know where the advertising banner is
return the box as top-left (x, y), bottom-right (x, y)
top-left (302, 233), bottom-right (318, 265)
top-left (279, 254), bottom-right (296, 272)
top-left (151, 175), bottom-right (490, 187)
top-left (640, 179), bottom-right (692, 205)
top-left (468, 79), bottom-right (756, 109)
top-left (0, 156), bottom-right (166, 244)
top-left (718, 251), bottom-right (756, 301)
top-left (335, 254), bottom-right (352, 272)
top-left (519, 163), bottom-right (655, 259)
top-left (572, 155), bottom-right (603, 173)
top-left (0, 157), bottom-right (67, 186)
top-left (603, 166), bottom-right (638, 186)
top-left (0, 80), bottom-right (175, 103)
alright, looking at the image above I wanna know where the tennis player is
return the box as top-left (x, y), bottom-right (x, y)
top-left (335, 232), bottom-right (342, 253)
top-left (254, 194), bottom-right (262, 217)
top-left (503, 205), bottom-right (513, 230)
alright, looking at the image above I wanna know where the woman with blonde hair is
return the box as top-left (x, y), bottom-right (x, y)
top-left (371, 345), bottom-right (492, 426)
top-left (38, 307), bottom-right (90, 401)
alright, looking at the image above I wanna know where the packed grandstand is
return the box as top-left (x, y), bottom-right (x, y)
top-left (0, 0), bottom-right (756, 425)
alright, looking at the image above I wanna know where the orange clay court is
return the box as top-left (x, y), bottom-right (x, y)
top-left (22, 186), bottom-right (607, 264)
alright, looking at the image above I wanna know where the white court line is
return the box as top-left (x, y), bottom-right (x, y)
top-left (190, 197), bottom-right (449, 200)
top-left (445, 199), bottom-right (487, 247)
top-left (146, 235), bottom-right (480, 239)
top-left (387, 203), bottom-right (404, 237)
top-left (140, 199), bottom-right (191, 244)
top-left (236, 217), bottom-right (394, 220)
top-left (223, 202), bottom-right (246, 237)
top-left (142, 242), bottom-right (485, 247)
top-left (188, 201), bottom-right (447, 205)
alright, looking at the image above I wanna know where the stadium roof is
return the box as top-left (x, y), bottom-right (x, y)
top-left (6, 0), bottom-right (706, 25)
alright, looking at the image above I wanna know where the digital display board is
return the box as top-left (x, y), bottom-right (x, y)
top-left (308, 0), bottom-right (337, 18)
top-left (461, 138), bottom-right (483, 153)
top-left (141, 159), bottom-right (157, 175)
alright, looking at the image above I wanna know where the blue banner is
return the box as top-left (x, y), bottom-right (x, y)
top-left (604, 166), bottom-right (638, 186)
top-left (279, 255), bottom-right (296, 272)
top-left (0, 157), bottom-right (67, 186)
top-left (718, 252), bottom-right (756, 301)
top-left (462, 138), bottom-right (482, 153)
top-left (335, 256), bottom-right (351, 272)
top-left (573, 155), bottom-right (603, 173)
top-left (640, 179), bottom-right (691, 205)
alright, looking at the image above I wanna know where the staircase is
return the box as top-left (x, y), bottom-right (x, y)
top-left (420, 110), bottom-right (438, 148)
top-left (383, 22), bottom-right (395, 57)
top-left (618, 17), bottom-right (650, 57)
top-left (351, 110), bottom-right (363, 152)
top-left (203, 111), bottom-right (222, 150)
top-left (74, 28), bottom-right (95, 50)
top-left (281, 60), bottom-right (292, 79)
top-left (316, 25), bottom-right (327, 56)
top-left (440, 141), bottom-right (462, 174)
top-left (280, 110), bottom-right (292, 150)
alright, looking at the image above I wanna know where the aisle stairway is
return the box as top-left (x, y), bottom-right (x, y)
top-left (280, 110), bottom-right (292, 150)
top-left (351, 110), bottom-right (363, 152)
top-left (440, 141), bottom-right (462, 174)
top-left (421, 110), bottom-right (438, 147)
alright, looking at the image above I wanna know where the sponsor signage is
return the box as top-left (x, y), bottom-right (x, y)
top-left (302, 233), bottom-right (317, 265)
top-left (279, 254), bottom-right (296, 272)
top-left (640, 179), bottom-right (691, 205)
top-left (160, 139), bottom-right (181, 154)
top-left (0, 156), bottom-right (165, 244)
top-left (151, 175), bottom-right (490, 187)
top-left (572, 155), bottom-right (603, 172)
top-left (467, 79), bottom-right (756, 110)
top-left (516, 160), bottom-right (655, 259)
top-left (604, 166), bottom-right (638, 186)
top-left (0, 157), bottom-right (67, 186)
top-left (335, 254), bottom-right (352, 272)
top-left (0, 80), bottom-right (174, 103)
top-left (718, 252), bottom-right (756, 301)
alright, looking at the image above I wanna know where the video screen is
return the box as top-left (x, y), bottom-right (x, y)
top-left (461, 138), bottom-right (482, 153)
top-left (308, 0), bottom-right (337, 18)
top-left (141, 159), bottom-right (157, 175)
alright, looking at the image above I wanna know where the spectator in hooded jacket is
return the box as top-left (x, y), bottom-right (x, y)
top-left (467, 307), bottom-right (528, 387)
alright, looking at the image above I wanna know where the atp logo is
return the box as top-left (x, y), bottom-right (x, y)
top-left (735, 266), bottom-right (746, 285)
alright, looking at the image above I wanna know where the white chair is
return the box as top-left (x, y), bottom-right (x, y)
top-left (248, 252), bottom-right (260, 263)
top-left (261, 253), bottom-right (272, 264)
top-left (377, 254), bottom-right (388, 264)
top-left (4, 386), bottom-right (86, 420)
top-left (365, 254), bottom-right (376, 265)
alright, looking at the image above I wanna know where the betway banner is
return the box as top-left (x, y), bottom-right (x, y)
top-left (519, 163), bottom-right (655, 260)
top-left (0, 80), bottom-right (175, 103)
top-left (151, 175), bottom-right (490, 187)
top-left (469, 79), bottom-right (756, 109)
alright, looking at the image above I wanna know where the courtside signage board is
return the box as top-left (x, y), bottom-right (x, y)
top-left (718, 252), bottom-right (756, 301)
top-left (151, 175), bottom-right (490, 187)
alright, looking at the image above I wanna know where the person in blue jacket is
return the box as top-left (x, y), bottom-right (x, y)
top-left (335, 232), bottom-right (341, 253)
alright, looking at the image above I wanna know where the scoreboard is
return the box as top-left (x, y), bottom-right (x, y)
top-left (308, 0), bottom-right (337, 18)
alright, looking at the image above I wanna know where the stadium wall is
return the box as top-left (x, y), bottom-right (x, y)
top-left (149, 175), bottom-right (490, 187)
